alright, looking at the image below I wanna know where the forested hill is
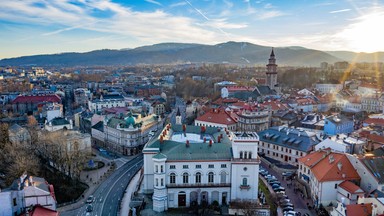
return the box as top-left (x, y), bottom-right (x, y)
top-left (0, 41), bottom-right (371, 67)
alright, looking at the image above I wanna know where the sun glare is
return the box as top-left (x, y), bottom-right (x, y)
top-left (337, 11), bottom-right (384, 52)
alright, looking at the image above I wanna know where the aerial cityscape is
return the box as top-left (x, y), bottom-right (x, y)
top-left (1, 1), bottom-right (384, 216)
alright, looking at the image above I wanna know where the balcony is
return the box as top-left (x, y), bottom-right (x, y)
top-left (239, 185), bottom-right (251, 190)
top-left (166, 183), bottom-right (231, 188)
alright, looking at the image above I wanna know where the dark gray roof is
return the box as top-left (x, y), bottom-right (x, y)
top-left (258, 126), bottom-right (322, 152)
top-left (92, 121), bottom-right (104, 132)
top-left (103, 94), bottom-right (124, 100)
top-left (254, 85), bottom-right (276, 96)
top-left (50, 117), bottom-right (70, 126)
top-left (233, 91), bottom-right (259, 100)
top-left (361, 157), bottom-right (384, 184)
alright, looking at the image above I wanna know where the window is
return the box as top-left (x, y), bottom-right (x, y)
top-left (156, 178), bottom-right (159, 187)
top-left (242, 178), bottom-right (248, 186)
top-left (13, 198), bottom-right (17, 206)
top-left (208, 172), bottom-right (214, 183)
top-left (161, 165), bottom-right (163, 173)
top-left (170, 173), bottom-right (176, 184)
top-left (161, 178), bottom-right (164, 186)
top-left (170, 165), bottom-right (176, 169)
top-left (183, 173), bottom-right (189, 184)
top-left (244, 151), bottom-right (248, 159)
top-left (196, 172), bottom-right (201, 183)
top-left (183, 165), bottom-right (189, 169)
top-left (155, 165), bottom-right (158, 173)
top-left (221, 164), bottom-right (227, 168)
top-left (208, 164), bottom-right (214, 168)
top-left (335, 184), bottom-right (338, 189)
top-left (248, 152), bottom-right (252, 159)
top-left (196, 165), bottom-right (201, 169)
top-left (220, 172), bottom-right (227, 183)
top-left (240, 151), bottom-right (243, 159)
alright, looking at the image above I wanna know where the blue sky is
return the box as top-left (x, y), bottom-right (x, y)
top-left (1, 0), bottom-right (384, 59)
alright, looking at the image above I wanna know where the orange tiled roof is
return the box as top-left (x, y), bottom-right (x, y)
top-left (366, 134), bottom-right (384, 144)
top-left (262, 100), bottom-right (289, 111)
top-left (299, 150), bottom-right (360, 182)
top-left (346, 203), bottom-right (372, 216)
top-left (338, 180), bottom-right (363, 194)
top-left (195, 108), bottom-right (237, 125)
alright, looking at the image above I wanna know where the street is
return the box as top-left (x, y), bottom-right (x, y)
top-left (260, 160), bottom-right (314, 216)
top-left (60, 154), bottom-right (143, 216)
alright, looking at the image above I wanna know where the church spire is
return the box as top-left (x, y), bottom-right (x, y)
top-left (270, 47), bottom-right (275, 57)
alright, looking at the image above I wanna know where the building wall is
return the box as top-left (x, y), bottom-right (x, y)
top-left (259, 141), bottom-right (305, 166)
top-left (0, 190), bottom-right (24, 216)
top-left (24, 187), bottom-right (56, 210)
top-left (346, 154), bottom-right (380, 192)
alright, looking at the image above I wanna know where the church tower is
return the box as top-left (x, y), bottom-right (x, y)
top-left (266, 48), bottom-right (278, 90)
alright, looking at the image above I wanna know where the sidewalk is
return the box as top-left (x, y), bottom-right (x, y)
top-left (119, 169), bottom-right (142, 216)
top-left (58, 154), bottom-right (113, 212)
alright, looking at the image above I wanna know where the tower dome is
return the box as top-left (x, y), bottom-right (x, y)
top-left (125, 112), bottom-right (136, 127)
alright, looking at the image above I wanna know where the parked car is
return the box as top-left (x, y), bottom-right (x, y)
top-left (272, 184), bottom-right (281, 189)
top-left (282, 206), bottom-right (294, 213)
top-left (280, 199), bottom-right (291, 204)
top-left (86, 204), bottom-right (93, 212)
top-left (282, 171), bottom-right (294, 177)
top-left (274, 186), bottom-right (286, 192)
top-left (269, 181), bottom-right (280, 186)
top-left (86, 195), bottom-right (94, 204)
top-left (284, 210), bottom-right (297, 216)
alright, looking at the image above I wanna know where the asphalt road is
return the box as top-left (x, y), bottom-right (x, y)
top-left (61, 154), bottom-right (143, 216)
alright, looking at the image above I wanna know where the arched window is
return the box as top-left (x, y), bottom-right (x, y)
top-left (242, 178), bottom-right (248, 186)
top-left (208, 172), bottom-right (214, 183)
top-left (249, 151), bottom-right (252, 159)
top-left (244, 151), bottom-right (248, 159)
top-left (196, 172), bottom-right (201, 183)
top-left (183, 172), bottom-right (189, 184)
top-left (220, 171), bottom-right (227, 184)
top-left (170, 173), bottom-right (176, 184)
top-left (240, 151), bottom-right (243, 159)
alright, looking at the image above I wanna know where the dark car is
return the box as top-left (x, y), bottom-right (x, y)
top-left (86, 204), bottom-right (93, 212)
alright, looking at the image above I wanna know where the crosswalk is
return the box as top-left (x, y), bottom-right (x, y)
top-left (114, 158), bottom-right (129, 169)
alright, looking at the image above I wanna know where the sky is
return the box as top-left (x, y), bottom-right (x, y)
top-left (1, 0), bottom-right (384, 59)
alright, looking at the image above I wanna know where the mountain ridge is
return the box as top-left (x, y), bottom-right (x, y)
top-left (1, 42), bottom-right (383, 67)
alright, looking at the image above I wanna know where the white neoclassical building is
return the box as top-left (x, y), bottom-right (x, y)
top-left (143, 124), bottom-right (260, 212)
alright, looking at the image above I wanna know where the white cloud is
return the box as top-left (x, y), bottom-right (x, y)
top-left (257, 10), bottom-right (286, 20)
top-left (169, 1), bottom-right (187, 7)
top-left (144, 0), bottom-right (162, 6)
top-left (329, 8), bottom-right (351, 13)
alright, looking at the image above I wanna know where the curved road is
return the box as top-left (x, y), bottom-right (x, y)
top-left (61, 154), bottom-right (143, 216)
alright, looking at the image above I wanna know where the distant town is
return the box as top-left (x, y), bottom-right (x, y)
top-left (1, 48), bottom-right (384, 216)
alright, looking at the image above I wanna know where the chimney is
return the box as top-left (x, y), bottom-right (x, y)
top-left (337, 162), bottom-right (343, 171)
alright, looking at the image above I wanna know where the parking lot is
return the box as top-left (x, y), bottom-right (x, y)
top-left (259, 161), bottom-right (315, 216)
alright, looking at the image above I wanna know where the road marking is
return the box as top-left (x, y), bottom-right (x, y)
top-left (100, 158), bottom-right (142, 215)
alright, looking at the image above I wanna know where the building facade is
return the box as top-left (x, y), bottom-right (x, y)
top-left (143, 124), bottom-right (260, 212)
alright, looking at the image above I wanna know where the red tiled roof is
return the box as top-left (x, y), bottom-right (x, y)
top-left (346, 203), bottom-right (372, 216)
top-left (338, 180), bottom-right (363, 194)
top-left (299, 150), bottom-right (360, 182)
top-left (364, 118), bottom-right (384, 127)
top-left (212, 97), bottom-right (239, 105)
top-left (195, 108), bottom-right (237, 125)
top-left (366, 134), bottom-right (384, 144)
top-left (12, 95), bottom-right (61, 104)
top-left (262, 100), bottom-right (289, 111)
top-left (22, 205), bottom-right (59, 216)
